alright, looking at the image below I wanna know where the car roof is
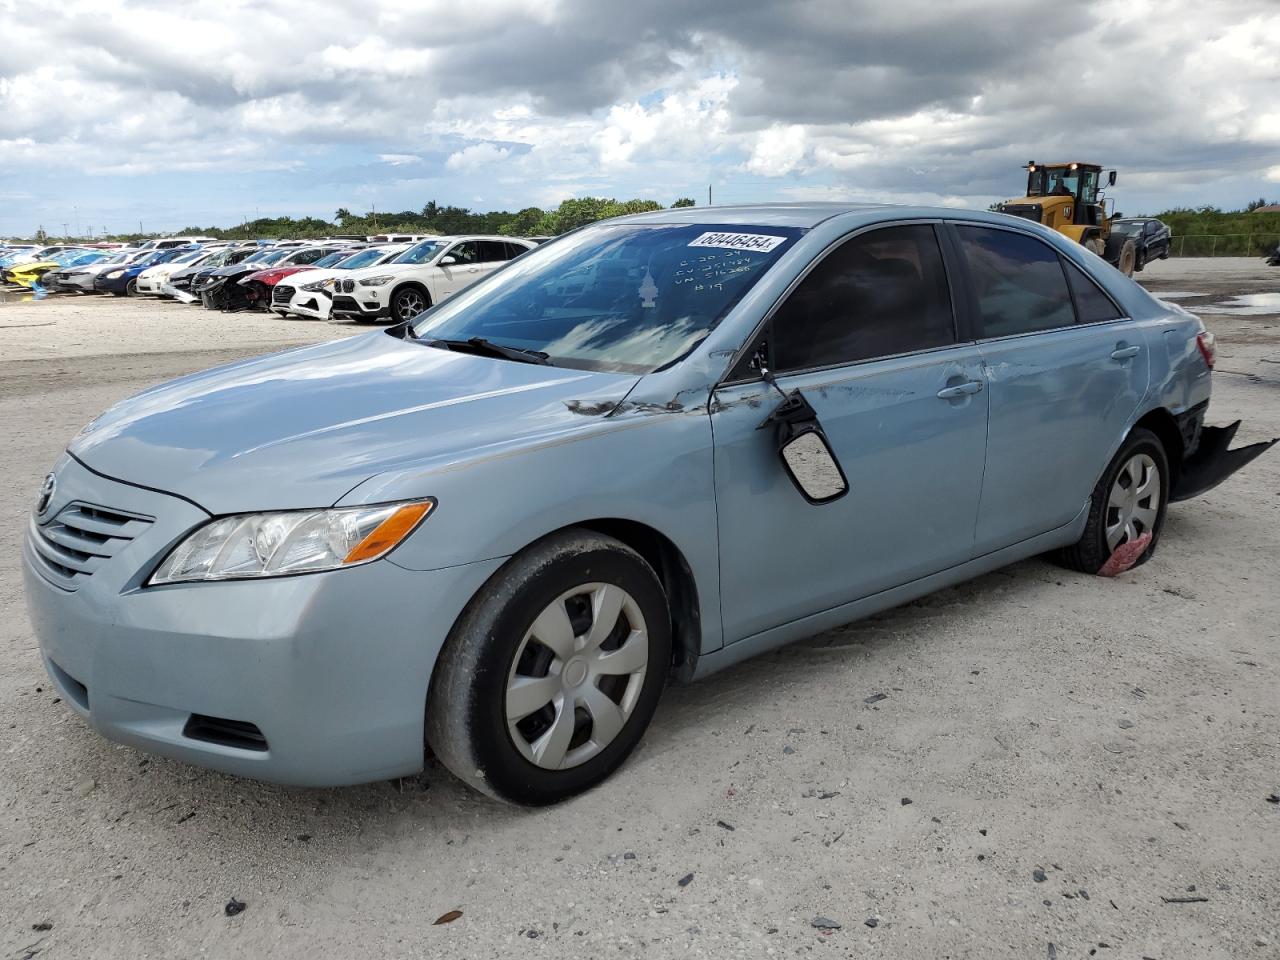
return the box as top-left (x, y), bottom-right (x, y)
top-left (609, 202), bottom-right (904, 228)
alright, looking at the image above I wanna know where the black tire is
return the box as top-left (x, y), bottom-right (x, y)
top-left (1104, 234), bottom-right (1138, 277)
top-left (390, 285), bottom-right (430, 324)
top-left (1053, 427), bottom-right (1169, 574)
top-left (1135, 249), bottom-right (1146, 272)
top-left (125, 279), bottom-right (139, 297)
top-left (426, 528), bottom-right (671, 805)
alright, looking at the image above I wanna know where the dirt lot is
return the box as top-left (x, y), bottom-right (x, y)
top-left (1, 260), bottom-right (1278, 959)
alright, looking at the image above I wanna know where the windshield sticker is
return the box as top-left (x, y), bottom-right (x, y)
top-left (688, 232), bottom-right (787, 253)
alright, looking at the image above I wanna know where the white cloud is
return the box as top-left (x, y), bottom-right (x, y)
top-left (445, 142), bottom-right (512, 171)
top-left (745, 125), bottom-right (807, 177)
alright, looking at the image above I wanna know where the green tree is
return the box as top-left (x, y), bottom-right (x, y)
top-left (672, 197), bottom-right (696, 208)
top-left (1245, 197), bottom-right (1274, 212)
top-left (499, 206), bottom-right (549, 236)
top-left (334, 207), bottom-right (352, 223)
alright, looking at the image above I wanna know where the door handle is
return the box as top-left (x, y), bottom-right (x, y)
top-left (1110, 345), bottom-right (1141, 360)
top-left (936, 380), bottom-right (984, 399)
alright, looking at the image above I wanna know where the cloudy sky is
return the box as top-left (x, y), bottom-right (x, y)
top-left (1, 0), bottom-right (1277, 237)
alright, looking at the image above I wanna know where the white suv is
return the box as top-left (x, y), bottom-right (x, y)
top-left (329, 236), bottom-right (536, 324)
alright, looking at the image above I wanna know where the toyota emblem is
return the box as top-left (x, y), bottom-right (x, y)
top-left (36, 473), bottom-right (56, 516)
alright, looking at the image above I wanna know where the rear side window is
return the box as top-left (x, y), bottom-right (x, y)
top-left (957, 226), bottom-right (1074, 337)
top-left (772, 224), bottom-right (955, 372)
top-left (1064, 259), bottom-right (1123, 323)
top-left (503, 241), bottom-right (530, 260)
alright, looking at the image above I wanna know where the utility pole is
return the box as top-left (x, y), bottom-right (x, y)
top-left (139, 220), bottom-right (144, 236)
top-left (63, 222), bottom-right (69, 239)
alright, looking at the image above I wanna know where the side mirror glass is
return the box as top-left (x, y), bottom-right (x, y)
top-left (780, 429), bottom-right (848, 503)
top-left (1108, 170), bottom-right (1117, 186)
top-left (759, 388), bottom-right (849, 504)
top-left (439, 255), bottom-right (457, 265)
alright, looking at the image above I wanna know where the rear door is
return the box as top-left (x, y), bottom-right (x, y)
top-left (951, 223), bottom-right (1149, 553)
top-left (711, 222), bottom-right (990, 642)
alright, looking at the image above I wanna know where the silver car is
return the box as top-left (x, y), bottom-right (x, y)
top-left (23, 203), bottom-right (1274, 804)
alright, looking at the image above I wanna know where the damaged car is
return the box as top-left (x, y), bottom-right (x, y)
top-left (200, 245), bottom-right (346, 311)
top-left (24, 203), bottom-right (1275, 805)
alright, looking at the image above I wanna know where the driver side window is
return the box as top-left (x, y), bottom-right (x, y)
top-left (770, 224), bottom-right (957, 373)
top-left (444, 242), bottom-right (481, 265)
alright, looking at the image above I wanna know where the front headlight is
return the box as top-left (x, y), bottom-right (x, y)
top-left (358, 275), bottom-right (394, 286)
top-left (300, 280), bottom-right (329, 292)
top-left (104, 269), bottom-right (125, 279)
top-left (149, 500), bottom-right (434, 585)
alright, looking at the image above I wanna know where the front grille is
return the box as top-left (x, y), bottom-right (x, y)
top-left (339, 279), bottom-right (355, 293)
top-left (272, 284), bottom-right (295, 304)
top-left (29, 503), bottom-right (153, 590)
top-left (330, 294), bottom-right (359, 313)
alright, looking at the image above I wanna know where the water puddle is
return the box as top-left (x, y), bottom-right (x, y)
top-left (1195, 293), bottom-right (1280, 316)
top-left (1144, 290), bottom-right (1207, 300)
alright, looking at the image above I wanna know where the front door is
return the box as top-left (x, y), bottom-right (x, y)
top-left (711, 223), bottom-right (989, 643)
top-left (948, 223), bottom-right (1150, 554)
top-left (432, 240), bottom-right (486, 301)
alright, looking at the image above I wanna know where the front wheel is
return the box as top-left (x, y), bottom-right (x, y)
top-left (427, 529), bottom-right (671, 805)
top-left (1053, 427), bottom-right (1169, 573)
top-left (390, 286), bottom-right (429, 324)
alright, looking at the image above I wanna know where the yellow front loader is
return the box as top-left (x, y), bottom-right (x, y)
top-left (998, 161), bottom-right (1137, 276)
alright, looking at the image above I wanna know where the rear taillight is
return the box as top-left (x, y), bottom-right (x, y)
top-left (1196, 331), bottom-right (1216, 370)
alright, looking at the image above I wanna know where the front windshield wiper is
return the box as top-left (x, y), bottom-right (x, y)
top-left (419, 335), bottom-right (551, 365)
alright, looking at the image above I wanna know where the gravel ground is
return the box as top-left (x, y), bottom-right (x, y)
top-left (1, 262), bottom-right (1278, 959)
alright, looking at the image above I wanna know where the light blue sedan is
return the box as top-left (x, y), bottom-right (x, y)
top-left (23, 203), bottom-right (1274, 804)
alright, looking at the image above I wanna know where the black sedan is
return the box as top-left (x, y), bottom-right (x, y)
top-left (1111, 218), bottom-right (1172, 270)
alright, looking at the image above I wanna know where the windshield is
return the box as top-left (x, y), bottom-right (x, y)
top-left (392, 240), bottom-right (447, 265)
top-left (248, 249), bottom-right (291, 267)
top-left (335, 248), bottom-right (392, 269)
top-left (414, 222), bottom-right (802, 373)
top-left (1113, 221), bottom-right (1143, 234)
top-left (310, 251), bottom-right (349, 268)
top-left (169, 249), bottom-right (206, 265)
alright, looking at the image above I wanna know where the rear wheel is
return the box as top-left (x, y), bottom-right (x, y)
top-left (1053, 427), bottom-right (1169, 573)
top-left (427, 529), bottom-right (671, 805)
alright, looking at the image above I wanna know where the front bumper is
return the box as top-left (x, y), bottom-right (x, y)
top-left (281, 287), bottom-right (333, 320)
top-left (94, 274), bottom-right (131, 294)
top-left (330, 292), bottom-right (390, 320)
top-left (23, 455), bottom-right (506, 786)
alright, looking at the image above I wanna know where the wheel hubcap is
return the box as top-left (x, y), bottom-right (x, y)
top-left (1105, 453), bottom-right (1160, 550)
top-left (505, 583), bottom-right (649, 771)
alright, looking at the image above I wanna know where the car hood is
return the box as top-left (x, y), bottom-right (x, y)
top-left (279, 267), bottom-right (337, 287)
top-left (244, 265), bottom-right (309, 285)
top-left (341, 262), bottom-right (421, 281)
top-left (69, 331), bottom-right (641, 514)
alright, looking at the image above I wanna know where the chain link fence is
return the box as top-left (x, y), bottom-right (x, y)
top-left (1170, 234), bottom-right (1280, 257)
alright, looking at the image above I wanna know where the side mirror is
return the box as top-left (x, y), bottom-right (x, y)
top-left (1109, 170), bottom-right (1117, 186)
top-left (439, 255), bottom-right (457, 266)
top-left (758, 389), bottom-right (849, 504)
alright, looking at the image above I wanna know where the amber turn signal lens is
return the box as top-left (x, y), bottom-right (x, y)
top-left (342, 501), bottom-right (434, 564)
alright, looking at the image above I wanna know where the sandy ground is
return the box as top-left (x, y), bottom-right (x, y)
top-left (1, 263), bottom-right (1278, 959)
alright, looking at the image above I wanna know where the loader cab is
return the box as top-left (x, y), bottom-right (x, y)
top-left (1022, 162), bottom-right (1114, 228)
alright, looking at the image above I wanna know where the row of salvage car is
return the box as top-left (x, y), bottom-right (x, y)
top-left (3, 233), bottom-right (546, 324)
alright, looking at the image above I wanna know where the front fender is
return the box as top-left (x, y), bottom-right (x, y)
top-left (337, 407), bottom-right (725, 654)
